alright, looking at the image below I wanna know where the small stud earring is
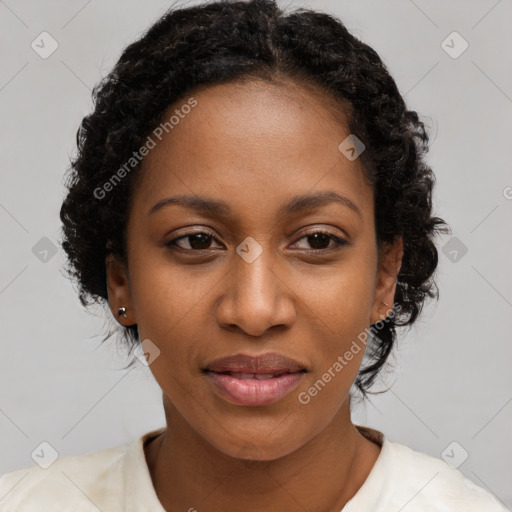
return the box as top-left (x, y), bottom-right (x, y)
top-left (117, 306), bottom-right (128, 319)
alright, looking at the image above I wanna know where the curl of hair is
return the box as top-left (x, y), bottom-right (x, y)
top-left (59, 0), bottom-right (449, 398)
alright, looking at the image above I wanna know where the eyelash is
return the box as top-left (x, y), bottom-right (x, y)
top-left (165, 228), bottom-right (350, 253)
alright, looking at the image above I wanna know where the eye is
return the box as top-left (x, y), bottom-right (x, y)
top-left (166, 230), bottom-right (223, 251)
top-left (291, 229), bottom-right (349, 251)
top-left (165, 228), bottom-right (350, 253)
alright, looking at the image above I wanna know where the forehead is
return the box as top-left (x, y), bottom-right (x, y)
top-left (131, 78), bottom-right (372, 223)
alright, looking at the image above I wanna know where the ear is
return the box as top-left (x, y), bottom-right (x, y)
top-left (370, 236), bottom-right (403, 324)
top-left (105, 253), bottom-right (136, 326)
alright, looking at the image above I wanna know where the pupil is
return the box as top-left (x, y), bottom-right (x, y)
top-left (308, 233), bottom-right (330, 249)
top-left (189, 233), bottom-right (212, 250)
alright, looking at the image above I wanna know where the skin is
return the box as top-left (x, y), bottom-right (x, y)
top-left (105, 77), bottom-right (403, 512)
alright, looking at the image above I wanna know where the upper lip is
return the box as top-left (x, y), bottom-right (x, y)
top-left (204, 352), bottom-right (307, 374)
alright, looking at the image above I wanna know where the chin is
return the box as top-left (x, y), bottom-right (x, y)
top-left (202, 421), bottom-right (310, 462)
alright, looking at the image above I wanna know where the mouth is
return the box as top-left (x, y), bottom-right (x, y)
top-left (204, 370), bottom-right (306, 406)
top-left (202, 352), bottom-right (308, 407)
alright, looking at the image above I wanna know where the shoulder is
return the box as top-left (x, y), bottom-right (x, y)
top-left (384, 439), bottom-right (510, 511)
top-left (0, 443), bottom-right (129, 511)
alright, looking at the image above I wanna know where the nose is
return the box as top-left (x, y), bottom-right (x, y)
top-left (215, 241), bottom-right (296, 337)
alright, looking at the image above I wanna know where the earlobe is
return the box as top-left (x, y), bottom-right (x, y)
top-left (370, 236), bottom-right (403, 324)
top-left (105, 253), bottom-right (135, 325)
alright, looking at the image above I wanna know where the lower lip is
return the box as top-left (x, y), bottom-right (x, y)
top-left (205, 371), bottom-right (304, 406)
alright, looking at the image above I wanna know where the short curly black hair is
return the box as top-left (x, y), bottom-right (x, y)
top-left (59, 0), bottom-right (449, 398)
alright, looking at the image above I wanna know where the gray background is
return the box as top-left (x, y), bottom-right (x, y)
top-left (1, 0), bottom-right (511, 507)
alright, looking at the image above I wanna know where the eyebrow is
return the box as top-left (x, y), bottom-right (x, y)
top-left (148, 190), bottom-right (361, 218)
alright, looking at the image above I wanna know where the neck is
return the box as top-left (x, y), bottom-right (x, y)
top-left (145, 395), bottom-right (381, 512)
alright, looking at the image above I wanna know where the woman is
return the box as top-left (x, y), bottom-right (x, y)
top-left (0, 0), bottom-right (507, 510)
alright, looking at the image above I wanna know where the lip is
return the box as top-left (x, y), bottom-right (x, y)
top-left (205, 371), bottom-right (305, 406)
top-left (204, 352), bottom-right (307, 374)
top-left (203, 352), bottom-right (308, 406)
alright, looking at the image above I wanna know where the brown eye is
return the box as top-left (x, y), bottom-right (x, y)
top-left (292, 230), bottom-right (349, 251)
top-left (166, 231), bottom-right (222, 251)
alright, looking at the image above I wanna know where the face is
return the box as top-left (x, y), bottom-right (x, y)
top-left (106, 78), bottom-right (402, 460)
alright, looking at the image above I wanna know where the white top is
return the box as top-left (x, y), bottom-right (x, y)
top-left (0, 425), bottom-right (508, 511)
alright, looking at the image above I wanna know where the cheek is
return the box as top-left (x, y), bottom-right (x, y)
top-left (136, 312), bottom-right (203, 414)
top-left (126, 267), bottom-right (207, 391)
top-left (296, 314), bottom-right (368, 419)
top-left (128, 251), bottom-right (213, 335)
top-left (297, 252), bottom-right (377, 333)
top-left (295, 245), bottom-right (377, 392)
